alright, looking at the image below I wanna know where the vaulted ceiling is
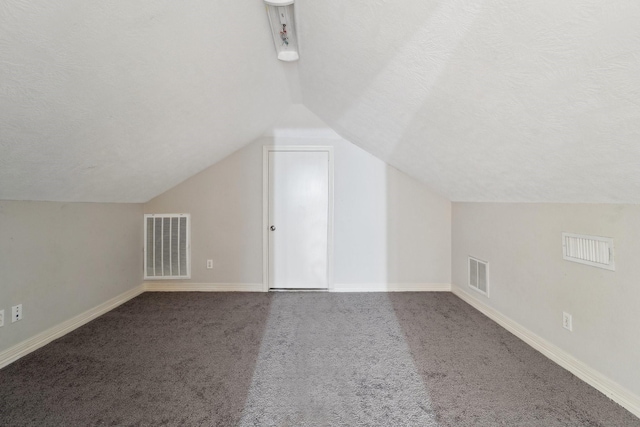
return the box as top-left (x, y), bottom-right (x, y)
top-left (0, 1), bottom-right (292, 202)
top-left (2, 0), bottom-right (640, 203)
top-left (298, 0), bottom-right (640, 203)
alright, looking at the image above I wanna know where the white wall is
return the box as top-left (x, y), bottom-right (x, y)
top-left (452, 203), bottom-right (640, 397)
top-left (0, 201), bottom-right (143, 353)
top-left (144, 105), bottom-right (451, 288)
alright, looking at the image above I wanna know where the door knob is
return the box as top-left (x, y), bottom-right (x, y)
top-left (270, 225), bottom-right (276, 231)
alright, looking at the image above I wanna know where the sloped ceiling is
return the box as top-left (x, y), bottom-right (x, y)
top-left (297, 0), bottom-right (640, 202)
top-left (2, 0), bottom-right (640, 203)
top-left (0, 1), bottom-right (292, 202)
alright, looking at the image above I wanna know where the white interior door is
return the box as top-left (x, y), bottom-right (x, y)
top-left (268, 150), bottom-right (329, 289)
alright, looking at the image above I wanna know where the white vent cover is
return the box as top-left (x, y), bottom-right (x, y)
top-left (562, 232), bottom-right (614, 271)
top-left (469, 256), bottom-right (489, 297)
top-left (144, 214), bottom-right (191, 279)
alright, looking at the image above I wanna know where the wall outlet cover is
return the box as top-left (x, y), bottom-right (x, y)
top-left (0, 309), bottom-right (4, 327)
top-left (563, 312), bottom-right (572, 331)
top-left (12, 304), bottom-right (23, 322)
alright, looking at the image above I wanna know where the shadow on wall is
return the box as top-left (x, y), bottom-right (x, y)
top-left (268, 118), bottom-right (451, 289)
top-left (144, 145), bottom-right (264, 284)
top-left (385, 165), bottom-right (451, 287)
top-left (144, 104), bottom-right (451, 288)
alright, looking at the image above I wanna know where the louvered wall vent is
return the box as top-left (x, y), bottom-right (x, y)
top-left (144, 214), bottom-right (191, 279)
top-left (469, 256), bottom-right (489, 297)
top-left (562, 232), bottom-right (614, 271)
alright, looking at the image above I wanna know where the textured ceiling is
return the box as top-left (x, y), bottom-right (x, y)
top-left (0, 1), bottom-right (293, 202)
top-left (297, 0), bottom-right (640, 202)
top-left (2, 0), bottom-right (640, 203)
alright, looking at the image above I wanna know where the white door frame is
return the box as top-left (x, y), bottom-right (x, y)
top-left (263, 145), bottom-right (334, 292)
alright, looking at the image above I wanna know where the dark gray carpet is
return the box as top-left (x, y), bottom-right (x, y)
top-left (0, 293), bottom-right (272, 426)
top-left (0, 292), bottom-right (638, 426)
top-left (388, 293), bottom-right (640, 427)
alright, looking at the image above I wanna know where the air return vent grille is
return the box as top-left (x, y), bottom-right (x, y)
top-left (562, 233), bottom-right (614, 271)
top-left (469, 256), bottom-right (489, 297)
top-left (144, 214), bottom-right (190, 279)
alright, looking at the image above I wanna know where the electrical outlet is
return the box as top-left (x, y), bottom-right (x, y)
top-left (12, 304), bottom-right (23, 323)
top-left (562, 312), bottom-right (572, 331)
top-left (0, 310), bottom-right (4, 327)
top-left (206, 259), bottom-right (213, 269)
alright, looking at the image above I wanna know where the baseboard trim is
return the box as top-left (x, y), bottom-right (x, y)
top-left (451, 285), bottom-right (640, 419)
top-left (332, 283), bottom-right (451, 292)
top-left (0, 284), bottom-right (145, 370)
top-left (144, 282), bottom-right (264, 292)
